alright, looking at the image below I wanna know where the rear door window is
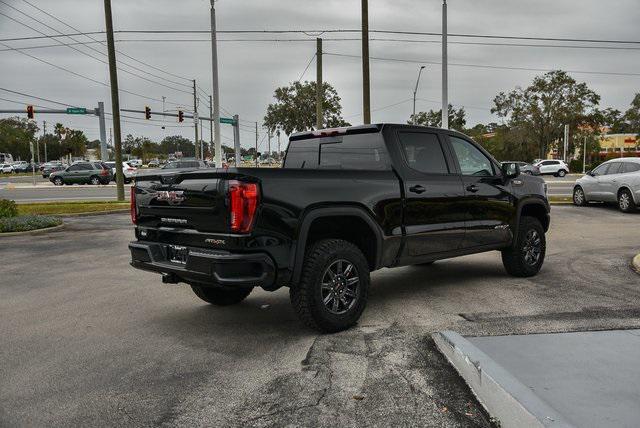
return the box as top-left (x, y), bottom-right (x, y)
top-left (623, 162), bottom-right (640, 173)
top-left (398, 132), bottom-right (449, 174)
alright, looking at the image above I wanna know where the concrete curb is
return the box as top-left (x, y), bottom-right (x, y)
top-left (433, 331), bottom-right (574, 428)
top-left (632, 253), bottom-right (640, 274)
top-left (0, 222), bottom-right (65, 238)
top-left (55, 209), bottom-right (129, 218)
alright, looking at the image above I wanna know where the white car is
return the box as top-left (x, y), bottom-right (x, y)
top-left (105, 161), bottom-right (137, 184)
top-left (573, 158), bottom-right (640, 213)
top-left (534, 159), bottom-right (570, 177)
top-left (0, 163), bottom-right (14, 173)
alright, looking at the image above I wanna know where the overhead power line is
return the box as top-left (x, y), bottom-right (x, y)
top-left (324, 52), bottom-right (640, 77)
top-left (1, 29), bottom-right (639, 45)
top-left (0, 87), bottom-right (78, 107)
top-left (18, 0), bottom-right (193, 84)
top-left (0, 5), bottom-right (192, 94)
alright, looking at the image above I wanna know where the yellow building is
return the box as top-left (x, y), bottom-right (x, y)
top-left (599, 133), bottom-right (639, 155)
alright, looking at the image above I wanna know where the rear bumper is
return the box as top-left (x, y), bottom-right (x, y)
top-left (129, 241), bottom-right (276, 288)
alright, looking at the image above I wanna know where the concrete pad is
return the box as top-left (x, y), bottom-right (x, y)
top-left (435, 330), bottom-right (640, 428)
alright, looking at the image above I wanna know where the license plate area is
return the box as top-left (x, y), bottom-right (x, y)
top-left (167, 245), bottom-right (189, 264)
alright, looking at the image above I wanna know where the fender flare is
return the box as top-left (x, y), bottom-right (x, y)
top-left (511, 197), bottom-right (550, 247)
top-left (290, 206), bottom-right (384, 285)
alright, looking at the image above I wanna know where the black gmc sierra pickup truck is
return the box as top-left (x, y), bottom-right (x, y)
top-left (129, 124), bottom-right (550, 332)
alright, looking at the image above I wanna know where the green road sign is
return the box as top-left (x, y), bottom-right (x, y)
top-left (220, 117), bottom-right (236, 125)
top-left (66, 107), bottom-right (87, 114)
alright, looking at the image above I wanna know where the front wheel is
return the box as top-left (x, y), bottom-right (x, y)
top-left (53, 177), bottom-right (64, 186)
top-left (190, 285), bottom-right (252, 306)
top-left (502, 216), bottom-right (546, 277)
top-left (90, 176), bottom-right (101, 185)
top-left (618, 188), bottom-right (637, 213)
top-left (573, 186), bottom-right (588, 206)
top-left (290, 239), bottom-right (369, 333)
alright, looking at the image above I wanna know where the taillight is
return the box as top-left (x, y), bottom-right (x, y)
top-left (130, 185), bottom-right (137, 224)
top-left (100, 168), bottom-right (109, 176)
top-left (228, 180), bottom-right (259, 233)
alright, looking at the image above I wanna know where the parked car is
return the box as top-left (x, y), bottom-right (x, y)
top-left (129, 124), bottom-right (550, 332)
top-left (49, 161), bottom-right (112, 185)
top-left (0, 163), bottom-right (14, 173)
top-left (41, 162), bottom-right (65, 178)
top-left (573, 158), bottom-right (640, 213)
top-left (534, 159), bottom-right (569, 177)
top-left (105, 161), bottom-right (137, 184)
top-left (147, 160), bottom-right (159, 168)
top-left (128, 159), bottom-right (142, 168)
top-left (160, 159), bottom-right (208, 170)
top-left (505, 161), bottom-right (540, 176)
top-left (11, 161), bottom-right (29, 173)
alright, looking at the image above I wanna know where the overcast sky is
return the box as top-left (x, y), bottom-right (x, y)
top-left (1, 0), bottom-right (639, 152)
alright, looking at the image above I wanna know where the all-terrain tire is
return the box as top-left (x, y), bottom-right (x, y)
top-left (290, 239), bottom-right (370, 333)
top-left (501, 216), bottom-right (546, 277)
top-left (190, 285), bottom-right (252, 306)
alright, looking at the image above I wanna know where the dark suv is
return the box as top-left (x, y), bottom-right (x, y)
top-left (50, 162), bottom-right (112, 185)
top-left (130, 124), bottom-right (550, 332)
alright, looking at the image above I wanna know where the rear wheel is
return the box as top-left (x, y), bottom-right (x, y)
top-left (618, 188), bottom-right (637, 213)
top-left (573, 186), bottom-right (587, 206)
top-left (502, 216), bottom-right (546, 277)
top-left (190, 285), bottom-right (252, 306)
top-left (290, 239), bottom-right (369, 333)
top-left (557, 169), bottom-right (567, 177)
top-left (90, 176), bottom-right (100, 185)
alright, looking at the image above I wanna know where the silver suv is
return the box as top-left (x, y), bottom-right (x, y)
top-left (573, 158), bottom-right (640, 213)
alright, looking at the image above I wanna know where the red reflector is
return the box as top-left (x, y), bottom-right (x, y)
top-left (130, 186), bottom-right (137, 224)
top-left (229, 181), bottom-right (259, 233)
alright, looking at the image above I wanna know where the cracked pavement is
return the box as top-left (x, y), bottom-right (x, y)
top-left (1, 204), bottom-right (639, 426)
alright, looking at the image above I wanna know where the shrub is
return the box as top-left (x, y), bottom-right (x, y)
top-left (0, 215), bottom-right (62, 233)
top-left (0, 199), bottom-right (18, 218)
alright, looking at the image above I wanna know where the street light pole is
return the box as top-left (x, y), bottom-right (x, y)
top-left (210, 0), bottom-right (222, 167)
top-left (412, 65), bottom-right (426, 124)
top-left (361, 0), bottom-right (371, 124)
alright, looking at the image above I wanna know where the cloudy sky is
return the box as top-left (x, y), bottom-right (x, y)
top-left (1, 0), bottom-right (639, 152)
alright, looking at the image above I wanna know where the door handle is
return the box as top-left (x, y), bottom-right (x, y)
top-left (466, 184), bottom-right (479, 193)
top-left (409, 185), bottom-right (426, 194)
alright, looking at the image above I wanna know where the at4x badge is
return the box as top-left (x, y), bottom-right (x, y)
top-left (154, 190), bottom-right (186, 205)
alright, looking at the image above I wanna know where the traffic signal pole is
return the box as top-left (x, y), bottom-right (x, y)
top-left (192, 79), bottom-right (200, 160)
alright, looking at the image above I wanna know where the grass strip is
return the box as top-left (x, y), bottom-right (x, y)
top-left (17, 200), bottom-right (129, 216)
top-left (0, 215), bottom-right (62, 233)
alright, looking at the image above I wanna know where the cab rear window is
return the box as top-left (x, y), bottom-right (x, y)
top-left (284, 133), bottom-right (390, 170)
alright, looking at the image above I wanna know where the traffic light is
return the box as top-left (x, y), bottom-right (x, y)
top-left (178, 110), bottom-right (184, 123)
top-left (144, 106), bottom-right (151, 120)
top-left (26, 105), bottom-right (34, 119)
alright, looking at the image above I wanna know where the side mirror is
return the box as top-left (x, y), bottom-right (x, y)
top-left (501, 162), bottom-right (520, 181)
top-left (586, 170), bottom-right (595, 177)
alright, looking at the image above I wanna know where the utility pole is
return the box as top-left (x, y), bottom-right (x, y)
top-left (255, 122), bottom-right (258, 167)
top-left (43, 120), bottom-right (47, 162)
top-left (209, 95), bottom-right (213, 160)
top-left (583, 136), bottom-right (587, 173)
top-left (563, 124), bottom-right (569, 162)
top-left (233, 114), bottom-right (241, 163)
top-left (267, 131), bottom-right (271, 164)
top-left (210, 0), bottom-right (222, 168)
top-left (98, 101), bottom-right (107, 161)
top-left (104, 0), bottom-right (124, 201)
top-left (441, 0), bottom-right (449, 129)
top-left (361, 0), bottom-right (371, 124)
top-left (192, 79), bottom-right (200, 159)
top-left (316, 38), bottom-right (323, 130)
top-left (277, 131), bottom-right (281, 161)
top-left (35, 131), bottom-right (40, 164)
top-left (412, 65), bottom-right (426, 124)
top-left (199, 109), bottom-right (204, 160)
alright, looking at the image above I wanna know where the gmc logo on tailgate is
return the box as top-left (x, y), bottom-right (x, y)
top-left (154, 190), bottom-right (186, 205)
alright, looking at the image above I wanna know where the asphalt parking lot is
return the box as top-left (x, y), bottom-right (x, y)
top-left (1, 204), bottom-right (639, 426)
